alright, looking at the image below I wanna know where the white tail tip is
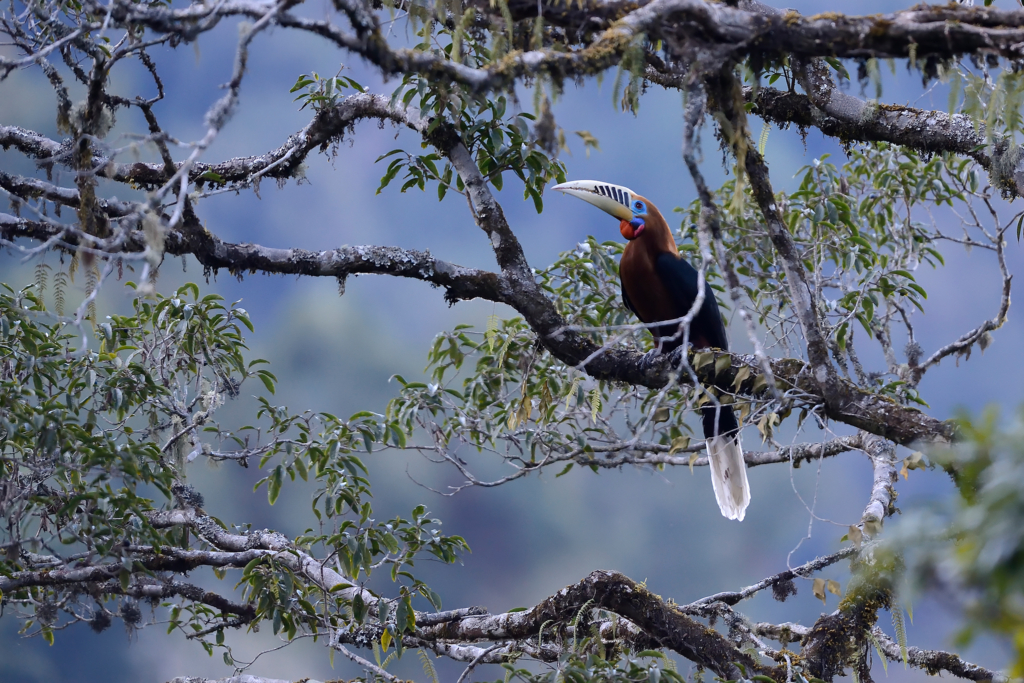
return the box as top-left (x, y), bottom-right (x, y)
top-left (706, 435), bottom-right (751, 521)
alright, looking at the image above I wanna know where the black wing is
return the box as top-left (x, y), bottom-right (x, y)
top-left (621, 281), bottom-right (638, 318)
top-left (654, 252), bottom-right (729, 351)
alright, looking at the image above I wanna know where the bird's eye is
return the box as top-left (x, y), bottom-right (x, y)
top-left (634, 201), bottom-right (643, 209)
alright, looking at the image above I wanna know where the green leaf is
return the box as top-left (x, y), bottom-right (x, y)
top-left (352, 593), bottom-right (367, 623)
top-left (528, 187), bottom-right (543, 213)
top-left (376, 149), bottom-right (405, 163)
top-left (824, 56), bottom-right (850, 80)
top-left (396, 593), bottom-right (416, 633)
top-left (290, 76), bottom-right (315, 92)
top-left (268, 465), bottom-right (283, 505)
top-left (198, 170), bottom-right (225, 183)
top-left (255, 369), bottom-right (276, 395)
top-left (636, 650), bottom-right (667, 659)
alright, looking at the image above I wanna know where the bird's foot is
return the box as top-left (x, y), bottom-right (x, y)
top-left (639, 348), bottom-right (663, 371)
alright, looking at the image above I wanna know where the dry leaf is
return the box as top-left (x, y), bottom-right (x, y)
top-left (714, 354), bottom-right (731, 375)
top-left (756, 412), bottom-right (779, 443)
top-left (812, 578), bottom-right (827, 605)
top-left (732, 366), bottom-right (751, 390)
top-left (903, 451), bottom-right (926, 474)
top-left (751, 373), bottom-right (768, 393)
top-left (693, 351), bottom-right (715, 371)
top-left (669, 435), bottom-right (691, 455)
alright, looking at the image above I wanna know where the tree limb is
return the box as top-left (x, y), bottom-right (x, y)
top-left (858, 433), bottom-right (897, 535)
top-left (167, 677), bottom-right (323, 683)
top-left (870, 626), bottom-right (1008, 683)
top-left (418, 569), bottom-right (786, 681)
top-left (686, 545), bottom-right (860, 609)
top-left (2, 92), bottom-right (957, 444)
top-left (0, 213), bottom-right (504, 302)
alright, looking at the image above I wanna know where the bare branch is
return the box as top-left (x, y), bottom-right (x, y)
top-left (82, 0), bottom-right (1024, 88)
top-left (455, 643), bottom-right (503, 683)
top-left (331, 642), bottom-right (404, 683)
top-left (435, 433), bottom-right (867, 493)
top-left (0, 125), bottom-right (66, 163)
top-left (858, 433), bottom-right (897, 535)
top-left (95, 578), bottom-right (256, 621)
top-left (914, 223), bottom-right (1012, 380)
top-left (416, 606), bottom-right (490, 626)
top-left (870, 626), bottom-right (1009, 682)
top-left (416, 569), bottom-right (785, 681)
top-left (0, 170), bottom-right (134, 217)
top-left (167, 677), bottom-right (325, 683)
top-left (143, 508), bottom-right (376, 607)
top-left (1, 213), bottom-right (503, 301)
top-left (686, 545), bottom-right (860, 609)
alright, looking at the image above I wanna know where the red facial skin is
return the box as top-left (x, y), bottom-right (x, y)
top-left (620, 220), bottom-right (646, 240)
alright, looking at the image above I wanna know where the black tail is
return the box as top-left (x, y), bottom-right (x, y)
top-left (701, 403), bottom-right (739, 440)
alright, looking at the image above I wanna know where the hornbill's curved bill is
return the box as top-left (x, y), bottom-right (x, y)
top-left (552, 180), bottom-right (750, 521)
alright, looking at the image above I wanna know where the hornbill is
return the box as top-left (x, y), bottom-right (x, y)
top-left (552, 180), bottom-right (750, 521)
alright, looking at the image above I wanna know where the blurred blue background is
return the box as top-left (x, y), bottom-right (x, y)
top-left (2, 0), bottom-right (1023, 680)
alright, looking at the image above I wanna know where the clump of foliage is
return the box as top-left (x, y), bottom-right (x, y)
top-left (897, 408), bottom-right (1024, 676)
top-left (0, 282), bottom-right (465, 660)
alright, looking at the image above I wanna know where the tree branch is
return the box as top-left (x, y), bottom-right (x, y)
top-left (858, 433), bottom-right (897, 535)
top-left (331, 642), bottom-right (405, 683)
top-left (167, 677), bottom-right (326, 683)
top-left (870, 626), bottom-right (1008, 682)
top-left (2, 89), bottom-right (957, 445)
top-left (143, 508), bottom-right (377, 608)
top-left (686, 545), bottom-right (860, 609)
top-left (95, 578), bottom-right (256, 621)
top-left (0, 213), bottom-right (503, 302)
top-left (913, 217), bottom-right (1013, 379)
top-left (417, 569), bottom-right (786, 681)
top-left (434, 434), bottom-right (867, 493)
top-left (1, 222), bottom-right (954, 449)
top-left (0, 169), bottom-right (134, 217)
top-left (797, 435), bottom-right (899, 682)
top-left (60, 0), bottom-right (1024, 108)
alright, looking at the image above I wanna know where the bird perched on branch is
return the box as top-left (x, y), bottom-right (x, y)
top-left (553, 180), bottom-right (750, 521)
